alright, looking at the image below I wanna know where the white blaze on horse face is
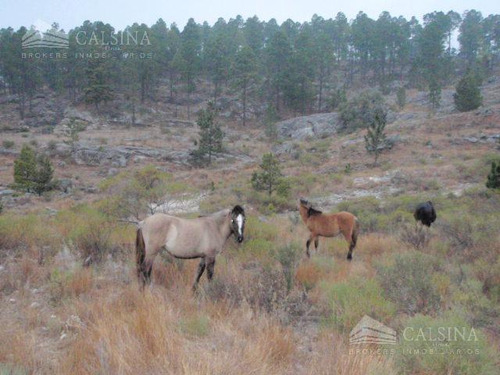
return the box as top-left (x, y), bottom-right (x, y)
top-left (236, 214), bottom-right (243, 236)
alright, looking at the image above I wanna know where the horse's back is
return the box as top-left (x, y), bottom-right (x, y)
top-left (141, 213), bottom-right (215, 258)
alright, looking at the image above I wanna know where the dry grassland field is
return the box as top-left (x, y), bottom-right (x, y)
top-left (0, 26), bottom-right (500, 375)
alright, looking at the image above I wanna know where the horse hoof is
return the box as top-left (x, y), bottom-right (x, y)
top-left (347, 255), bottom-right (352, 261)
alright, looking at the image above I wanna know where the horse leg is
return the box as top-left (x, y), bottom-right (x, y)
top-left (192, 258), bottom-right (206, 291)
top-left (306, 234), bottom-right (315, 258)
top-left (345, 228), bottom-right (358, 261)
top-left (139, 248), bottom-right (160, 289)
top-left (138, 257), bottom-right (154, 289)
top-left (314, 236), bottom-right (319, 252)
top-left (206, 257), bottom-right (216, 281)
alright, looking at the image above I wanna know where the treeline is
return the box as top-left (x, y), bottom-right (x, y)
top-left (0, 10), bottom-right (499, 122)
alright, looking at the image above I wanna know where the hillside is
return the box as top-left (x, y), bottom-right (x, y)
top-left (0, 68), bottom-right (499, 374)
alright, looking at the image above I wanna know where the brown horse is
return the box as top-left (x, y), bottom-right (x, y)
top-left (136, 205), bottom-right (245, 290)
top-left (298, 198), bottom-right (359, 260)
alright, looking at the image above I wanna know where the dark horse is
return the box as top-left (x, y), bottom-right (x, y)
top-left (298, 199), bottom-right (360, 260)
top-left (136, 205), bottom-right (245, 290)
top-left (414, 201), bottom-right (436, 227)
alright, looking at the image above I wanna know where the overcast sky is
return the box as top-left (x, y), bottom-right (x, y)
top-left (1, 0), bottom-right (498, 31)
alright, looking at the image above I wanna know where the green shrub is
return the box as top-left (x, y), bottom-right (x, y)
top-left (449, 276), bottom-right (499, 328)
top-left (99, 165), bottom-right (190, 220)
top-left (376, 251), bottom-right (441, 315)
top-left (56, 205), bottom-right (116, 264)
top-left (396, 313), bottom-right (497, 375)
top-left (2, 140), bottom-right (14, 149)
top-left (321, 277), bottom-right (395, 333)
top-left (273, 243), bottom-right (302, 291)
top-left (454, 71), bottom-right (483, 112)
top-left (339, 90), bottom-right (385, 132)
top-left (485, 161), bottom-right (500, 189)
top-left (13, 145), bottom-right (55, 196)
top-left (396, 86), bottom-right (406, 109)
top-left (251, 153), bottom-right (289, 197)
top-left (0, 213), bottom-right (57, 254)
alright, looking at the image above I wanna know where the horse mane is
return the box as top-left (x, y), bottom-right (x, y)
top-left (198, 209), bottom-right (230, 219)
top-left (307, 207), bottom-right (323, 217)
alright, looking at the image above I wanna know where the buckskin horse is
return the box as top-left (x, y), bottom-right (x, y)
top-left (298, 198), bottom-right (359, 260)
top-left (136, 205), bottom-right (245, 290)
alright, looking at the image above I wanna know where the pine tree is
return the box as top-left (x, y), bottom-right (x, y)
top-left (429, 80), bottom-right (441, 109)
top-left (14, 145), bottom-right (54, 195)
top-left (233, 45), bottom-right (258, 126)
top-left (251, 153), bottom-right (289, 196)
top-left (193, 103), bottom-right (224, 165)
top-left (486, 161), bottom-right (500, 189)
top-left (396, 87), bottom-right (406, 109)
top-left (364, 108), bottom-right (389, 165)
top-left (453, 71), bottom-right (483, 112)
top-left (83, 59), bottom-right (113, 111)
top-left (14, 145), bottom-right (37, 191)
top-left (33, 154), bottom-right (54, 196)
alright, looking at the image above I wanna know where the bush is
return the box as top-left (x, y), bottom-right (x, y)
top-left (449, 275), bottom-right (499, 328)
top-left (321, 277), bottom-right (395, 333)
top-left (99, 165), bottom-right (189, 221)
top-left (399, 222), bottom-right (431, 250)
top-left (339, 90), bottom-right (385, 132)
top-left (273, 243), bottom-right (302, 291)
top-left (396, 313), bottom-right (497, 375)
top-left (485, 161), bottom-right (500, 189)
top-left (251, 153), bottom-right (289, 197)
top-left (328, 87), bottom-right (347, 110)
top-left (0, 213), bottom-right (57, 255)
top-left (56, 205), bottom-right (116, 264)
top-left (2, 140), bottom-right (14, 149)
top-left (376, 251), bottom-right (441, 315)
top-left (454, 71), bottom-right (483, 112)
top-left (13, 145), bottom-right (55, 196)
top-left (396, 87), bottom-right (406, 109)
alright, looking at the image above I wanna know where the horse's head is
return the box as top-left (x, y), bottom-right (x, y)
top-left (230, 205), bottom-right (245, 243)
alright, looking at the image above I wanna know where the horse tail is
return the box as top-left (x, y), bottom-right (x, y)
top-left (352, 217), bottom-right (360, 246)
top-left (136, 228), bottom-right (146, 281)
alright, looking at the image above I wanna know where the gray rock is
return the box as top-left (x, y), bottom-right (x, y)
top-left (276, 112), bottom-right (342, 141)
top-left (57, 178), bottom-right (73, 193)
top-left (63, 107), bottom-right (96, 124)
top-left (464, 137), bottom-right (479, 143)
top-left (0, 189), bottom-right (15, 197)
top-left (107, 168), bottom-right (119, 177)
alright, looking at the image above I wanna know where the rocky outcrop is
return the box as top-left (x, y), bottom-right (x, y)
top-left (276, 113), bottom-right (343, 141)
top-left (22, 92), bottom-right (68, 128)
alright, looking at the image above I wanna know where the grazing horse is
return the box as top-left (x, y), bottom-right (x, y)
top-left (414, 201), bottom-right (436, 227)
top-left (298, 198), bottom-right (359, 260)
top-left (136, 205), bottom-right (245, 290)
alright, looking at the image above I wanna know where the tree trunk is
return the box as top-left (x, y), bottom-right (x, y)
top-left (242, 83), bottom-right (247, 127)
top-left (318, 75), bottom-right (324, 112)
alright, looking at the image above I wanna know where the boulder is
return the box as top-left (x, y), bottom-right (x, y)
top-left (276, 113), bottom-right (342, 141)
